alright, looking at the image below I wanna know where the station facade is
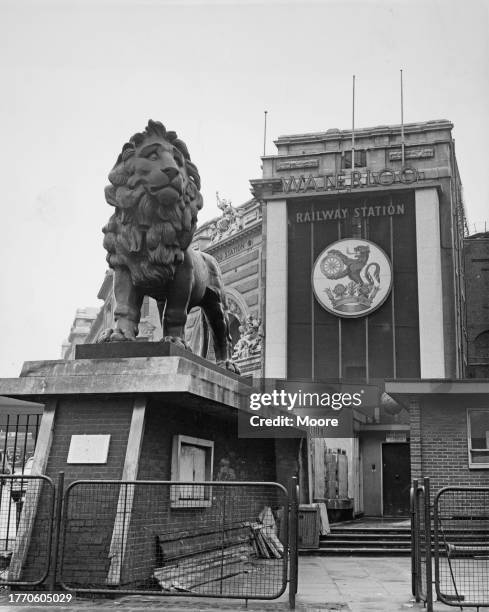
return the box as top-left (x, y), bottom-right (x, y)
top-left (251, 119), bottom-right (467, 516)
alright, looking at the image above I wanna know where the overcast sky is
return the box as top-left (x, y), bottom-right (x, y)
top-left (0, 0), bottom-right (488, 377)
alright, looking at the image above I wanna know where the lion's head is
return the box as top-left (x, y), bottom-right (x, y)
top-left (102, 120), bottom-right (203, 291)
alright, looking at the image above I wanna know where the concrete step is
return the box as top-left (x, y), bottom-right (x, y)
top-left (320, 539), bottom-right (411, 548)
top-left (315, 524), bottom-right (489, 556)
top-left (326, 532), bottom-right (411, 541)
top-left (301, 547), bottom-right (411, 556)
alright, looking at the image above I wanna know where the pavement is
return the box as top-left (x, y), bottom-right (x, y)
top-left (0, 556), bottom-right (486, 611)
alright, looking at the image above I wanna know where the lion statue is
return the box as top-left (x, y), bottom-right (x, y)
top-left (99, 120), bottom-right (239, 373)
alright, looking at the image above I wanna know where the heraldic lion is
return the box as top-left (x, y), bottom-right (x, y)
top-left (100, 120), bottom-right (239, 373)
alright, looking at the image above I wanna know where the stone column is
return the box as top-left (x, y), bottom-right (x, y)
top-left (264, 199), bottom-right (288, 378)
top-left (415, 187), bottom-right (446, 378)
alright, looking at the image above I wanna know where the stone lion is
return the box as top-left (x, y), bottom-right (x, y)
top-left (100, 120), bottom-right (239, 373)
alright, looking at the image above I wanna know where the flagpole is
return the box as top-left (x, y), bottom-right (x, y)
top-left (263, 110), bottom-right (268, 157)
top-left (400, 69), bottom-right (405, 166)
top-left (352, 75), bottom-right (355, 173)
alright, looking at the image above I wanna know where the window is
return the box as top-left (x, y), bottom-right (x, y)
top-left (171, 435), bottom-right (214, 507)
top-left (343, 150), bottom-right (366, 169)
top-left (467, 409), bottom-right (489, 468)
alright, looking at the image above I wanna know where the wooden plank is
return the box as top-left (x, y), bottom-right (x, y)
top-left (312, 439), bottom-right (326, 500)
top-left (106, 396), bottom-right (146, 586)
top-left (337, 454), bottom-right (348, 498)
top-left (316, 502), bottom-right (330, 536)
top-left (9, 400), bottom-right (57, 580)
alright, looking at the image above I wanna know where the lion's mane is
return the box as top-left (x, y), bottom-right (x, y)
top-left (102, 120), bottom-right (203, 293)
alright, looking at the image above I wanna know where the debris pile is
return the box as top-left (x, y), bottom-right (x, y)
top-left (153, 506), bottom-right (284, 592)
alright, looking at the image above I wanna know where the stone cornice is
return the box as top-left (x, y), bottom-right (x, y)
top-left (272, 120), bottom-right (453, 147)
top-left (204, 222), bottom-right (262, 253)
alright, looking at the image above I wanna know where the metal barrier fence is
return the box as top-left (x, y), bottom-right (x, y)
top-left (0, 412), bottom-right (41, 477)
top-left (434, 487), bottom-right (489, 609)
top-left (59, 479), bottom-right (297, 606)
top-left (410, 478), bottom-right (432, 611)
top-left (0, 474), bottom-right (55, 586)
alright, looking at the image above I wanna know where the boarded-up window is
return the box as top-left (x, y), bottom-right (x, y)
top-left (179, 444), bottom-right (206, 499)
top-left (171, 435), bottom-right (214, 507)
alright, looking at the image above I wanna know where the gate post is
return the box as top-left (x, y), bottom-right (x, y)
top-left (410, 479), bottom-right (419, 600)
top-left (48, 471), bottom-right (64, 591)
top-left (423, 477), bottom-right (433, 612)
top-left (288, 476), bottom-right (299, 610)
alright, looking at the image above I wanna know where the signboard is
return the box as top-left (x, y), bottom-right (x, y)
top-left (67, 435), bottom-right (111, 464)
top-left (281, 166), bottom-right (421, 194)
top-left (312, 239), bottom-right (392, 318)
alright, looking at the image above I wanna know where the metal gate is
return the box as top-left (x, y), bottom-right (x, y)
top-left (412, 481), bottom-right (489, 610)
top-left (57, 478), bottom-right (299, 607)
top-left (410, 478), bottom-right (433, 610)
top-left (0, 474), bottom-right (55, 586)
top-left (434, 487), bottom-right (489, 609)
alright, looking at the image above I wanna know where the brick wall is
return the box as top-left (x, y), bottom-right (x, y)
top-left (409, 399), bottom-right (422, 481)
top-left (411, 396), bottom-right (489, 496)
top-left (137, 398), bottom-right (278, 482)
top-left (121, 397), bottom-right (293, 585)
top-left (22, 395), bottom-right (299, 587)
top-left (23, 397), bottom-right (133, 583)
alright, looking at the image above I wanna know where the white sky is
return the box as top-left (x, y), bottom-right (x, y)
top-left (0, 0), bottom-right (488, 377)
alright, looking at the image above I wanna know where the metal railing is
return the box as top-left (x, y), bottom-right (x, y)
top-left (57, 479), bottom-right (297, 606)
top-left (0, 474), bottom-right (55, 586)
top-left (434, 487), bottom-right (489, 609)
top-left (412, 480), bottom-right (489, 610)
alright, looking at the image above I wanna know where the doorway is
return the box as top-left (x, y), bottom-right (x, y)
top-left (382, 443), bottom-right (410, 516)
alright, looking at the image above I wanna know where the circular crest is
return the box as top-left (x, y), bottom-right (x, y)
top-left (312, 238), bottom-right (392, 318)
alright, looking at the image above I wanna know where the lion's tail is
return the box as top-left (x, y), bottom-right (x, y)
top-left (200, 312), bottom-right (210, 359)
top-left (365, 263), bottom-right (380, 286)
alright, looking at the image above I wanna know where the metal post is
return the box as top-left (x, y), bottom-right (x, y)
top-left (400, 69), bottom-right (405, 167)
top-left (424, 477), bottom-right (433, 612)
top-left (410, 479), bottom-right (418, 600)
top-left (352, 75), bottom-right (356, 173)
top-left (49, 471), bottom-right (64, 591)
top-left (288, 476), bottom-right (299, 610)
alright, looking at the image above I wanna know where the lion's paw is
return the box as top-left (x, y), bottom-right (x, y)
top-left (163, 336), bottom-right (191, 351)
top-left (96, 328), bottom-right (134, 343)
top-left (222, 360), bottom-right (241, 375)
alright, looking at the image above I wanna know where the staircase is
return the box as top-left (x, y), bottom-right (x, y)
top-left (315, 521), bottom-right (412, 555)
top-left (300, 520), bottom-right (489, 556)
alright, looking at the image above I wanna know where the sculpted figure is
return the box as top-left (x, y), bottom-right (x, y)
top-left (321, 245), bottom-right (380, 287)
top-left (100, 120), bottom-right (239, 373)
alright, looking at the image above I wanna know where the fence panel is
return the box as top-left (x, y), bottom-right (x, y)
top-left (59, 480), bottom-right (291, 602)
top-left (434, 487), bottom-right (489, 608)
top-left (0, 475), bottom-right (55, 586)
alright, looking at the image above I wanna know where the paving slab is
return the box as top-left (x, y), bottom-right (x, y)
top-left (0, 556), bottom-right (486, 611)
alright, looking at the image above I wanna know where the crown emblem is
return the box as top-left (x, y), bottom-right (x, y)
top-left (312, 240), bottom-right (392, 318)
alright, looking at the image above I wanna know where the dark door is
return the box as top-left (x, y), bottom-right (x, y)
top-left (382, 443), bottom-right (410, 516)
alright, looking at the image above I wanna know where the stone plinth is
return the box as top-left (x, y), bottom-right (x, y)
top-left (0, 346), bottom-right (301, 585)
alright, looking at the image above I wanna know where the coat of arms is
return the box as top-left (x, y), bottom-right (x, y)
top-left (312, 239), bottom-right (392, 317)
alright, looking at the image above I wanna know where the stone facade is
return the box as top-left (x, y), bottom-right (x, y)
top-left (250, 119), bottom-right (476, 516)
top-left (61, 307), bottom-right (99, 359)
